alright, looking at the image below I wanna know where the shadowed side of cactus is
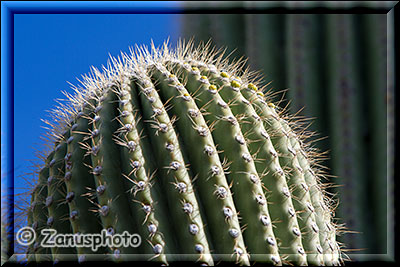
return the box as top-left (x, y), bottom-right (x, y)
top-left (24, 40), bottom-right (343, 265)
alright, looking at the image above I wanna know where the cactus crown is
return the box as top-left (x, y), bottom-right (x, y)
top-left (25, 39), bottom-right (344, 265)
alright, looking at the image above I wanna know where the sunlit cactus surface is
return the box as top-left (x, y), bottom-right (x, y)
top-left (24, 40), bottom-right (344, 266)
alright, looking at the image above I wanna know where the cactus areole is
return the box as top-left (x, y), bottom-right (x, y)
top-left (26, 40), bottom-right (343, 265)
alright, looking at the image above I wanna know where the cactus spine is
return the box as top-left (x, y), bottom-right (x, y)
top-left (25, 40), bottom-right (343, 265)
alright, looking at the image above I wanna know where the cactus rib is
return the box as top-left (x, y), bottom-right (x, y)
top-left (132, 70), bottom-right (214, 264)
top-left (175, 61), bottom-right (281, 264)
top-left (46, 134), bottom-right (76, 262)
top-left (65, 97), bottom-right (105, 260)
top-left (30, 153), bottom-right (54, 262)
top-left (205, 66), bottom-right (314, 265)
top-left (151, 64), bottom-right (249, 265)
top-left (113, 69), bottom-right (169, 263)
top-left (241, 85), bottom-right (340, 265)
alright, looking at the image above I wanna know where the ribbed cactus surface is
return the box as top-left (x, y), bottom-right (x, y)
top-left (182, 11), bottom-right (393, 256)
top-left (26, 41), bottom-right (343, 265)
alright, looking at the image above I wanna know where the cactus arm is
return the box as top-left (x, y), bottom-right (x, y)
top-left (246, 14), bottom-right (287, 92)
top-left (285, 14), bottom-right (330, 152)
top-left (151, 65), bottom-right (248, 264)
top-left (363, 14), bottom-right (388, 254)
top-left (326, 15), bottom-right (366, 260)
top-left (47, 135), bottom-right (76, 261)
top-left (181, 14), bottom-right (212, 47)
top-left (179, 63), bottom-right (281, 264)
top-left (114, 74), bottom-right (169, 264)
top-left (286, 14), bottom-right (316, 115)
top-left (209, 14), bottom-right (246, 63)
top-left (133, 73), bottom-right (213, 265)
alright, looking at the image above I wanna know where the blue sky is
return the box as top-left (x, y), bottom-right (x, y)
top-left (11, 10), bottom-right (181, 222)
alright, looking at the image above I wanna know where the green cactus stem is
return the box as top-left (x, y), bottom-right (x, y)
top-left (325, 15), bottom-right (367, 253)
top-left (30, 152), bottom-right (53, 262)
top-left (244, 14), bottom-right (287, 92)
top-left (361, 14), bottom-right (388, 254)
top-left (24, 40), bottom-right (343, 265)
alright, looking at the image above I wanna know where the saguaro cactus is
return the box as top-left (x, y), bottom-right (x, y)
top-left (25, 40), bottom-right (343, 265)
